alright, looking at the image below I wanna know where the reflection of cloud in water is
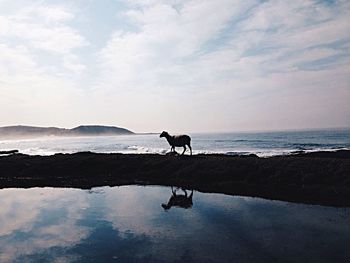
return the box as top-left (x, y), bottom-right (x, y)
top-left (103, 186), bottom-right (350, 262)
top-left (0, 188), bottom-right (90, 263)
top-left (194, 194), bottom-right (350, 262)
top-left (65, 220), bottom-right (153, 262)
top-left (103, 186), bottom-right (209, 261)
top-left (103, 186), bottom-right (202, 235)
top-left (102, 186), bottom-right (262, 262)
top-left (1, 186), bottom-right (350, 262)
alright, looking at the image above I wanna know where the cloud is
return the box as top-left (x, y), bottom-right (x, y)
top-left (98, 0), bottom-right (257, 88)
top-left (0, 4), bottom-right (87, 54)
top-left (0, 0), bottom-right (349, 131)
top-left (0, 1), bottom-right (89, 127)
top-left (94, 0), bottom-right (350, 131)
top-left (0, 42), bottom-right (85, 126)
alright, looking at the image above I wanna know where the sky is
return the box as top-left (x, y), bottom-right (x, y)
top-left (0, 0), bottom-right (349, 133)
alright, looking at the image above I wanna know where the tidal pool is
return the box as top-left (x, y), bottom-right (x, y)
top-left (0, 186), bottom-right (349, 263)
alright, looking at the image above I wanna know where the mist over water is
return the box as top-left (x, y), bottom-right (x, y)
top-left (1, 129), bottom-right (349, 157)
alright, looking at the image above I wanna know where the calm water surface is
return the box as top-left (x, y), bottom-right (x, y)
top-left (0, 186), bottom-right (349, 263)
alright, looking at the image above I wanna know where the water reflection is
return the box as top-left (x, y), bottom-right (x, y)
top-left (0, 186), bottom-right (349, 263)
top-left (0, 188), bottom-right (89, 262)
top-left (161, 187), bottom-right (194, 210)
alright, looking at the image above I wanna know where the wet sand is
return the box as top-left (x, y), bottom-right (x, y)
top-left (1, 150), bottom-right (350, 206)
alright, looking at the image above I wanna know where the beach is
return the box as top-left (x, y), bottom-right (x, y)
top-left (1, 150), bottom-right (349, 207)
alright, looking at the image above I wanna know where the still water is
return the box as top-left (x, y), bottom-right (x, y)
top-left (0, 186), bottom-right (349, 263)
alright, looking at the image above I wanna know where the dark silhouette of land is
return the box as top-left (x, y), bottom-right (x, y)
top-left (161, 187), bottom-right (193, 210)
top-left (0, 150), bottom-right (350, 206)
top-left (0, 150), bottom-right (19, 155)
top-left (0, 125), bottom-right (133, 139)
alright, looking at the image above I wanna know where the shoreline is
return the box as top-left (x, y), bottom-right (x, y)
top-left (1, 150), bottom-right (350, 207)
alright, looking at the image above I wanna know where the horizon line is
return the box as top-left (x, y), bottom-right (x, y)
top-left (1, 124), bottom-right (350, 134)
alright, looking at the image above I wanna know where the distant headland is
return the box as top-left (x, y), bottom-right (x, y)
top-left (0, 125), bottom-right (134, 139)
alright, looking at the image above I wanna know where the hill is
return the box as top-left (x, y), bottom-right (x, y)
top-left (0, 125), bottom-right (134, 139)
top-left (70, 125), bottom-right (133, 135)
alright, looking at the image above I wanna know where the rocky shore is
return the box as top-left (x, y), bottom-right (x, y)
top-left (1, 150), bottom-right (350, 206)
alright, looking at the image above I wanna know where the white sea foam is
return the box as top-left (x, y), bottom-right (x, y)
top-left (1, 130), bottom-right (349, 157)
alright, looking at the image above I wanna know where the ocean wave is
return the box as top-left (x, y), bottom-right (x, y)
top-left (225, 151), bottom-right (252, 156)
top-left (125, 145), bottom-right (167, 154)
top-left (1, 131), bottom-right (349, 157)
top-left (7, 146), bottom-right (350, 157)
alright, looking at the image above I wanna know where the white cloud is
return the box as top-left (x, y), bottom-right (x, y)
top-left (0, 1), bottom-right (89, 127)
top-left (0, 42), bottom-right (85, 127)
top-left (98, 0), bottom-right (257, 88)
top-left (0, 4), bottom-right (87, 54)
top-left (93, 0), bottom-right (350, 131)
top-left (0, 0), bottom-right (349, 131)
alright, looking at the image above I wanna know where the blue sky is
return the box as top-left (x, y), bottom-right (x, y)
top-left (0, 0), bottom-right (349, 132)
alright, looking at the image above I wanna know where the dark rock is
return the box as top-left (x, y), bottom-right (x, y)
top-left (0, 150), bottom-right (350, 207)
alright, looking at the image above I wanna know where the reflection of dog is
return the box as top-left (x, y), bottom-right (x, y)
top-left (161, 187), bottom-right (193, 210)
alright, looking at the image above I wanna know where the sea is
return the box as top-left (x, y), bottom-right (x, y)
top-left (1, 128), bottom-right (349, 157)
